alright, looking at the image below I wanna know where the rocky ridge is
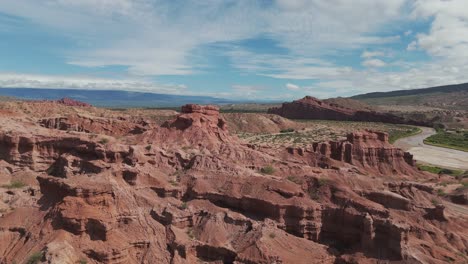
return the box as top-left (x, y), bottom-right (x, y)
top-left (0, 103), bottom-right (466, 263)
top-left (268, 96), bottom-right (431, 126)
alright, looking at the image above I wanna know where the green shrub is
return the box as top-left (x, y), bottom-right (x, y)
top-left (260, 166), bottom-right (275, 175)
top-left (437, 189), bottom-right (446, 197)
top-left (26, 252), bottom-right (43, 264)
top-left (145, 145), bottom-right (152, 151)
top-left (280, 128), bottom-right (295, 133)
top-left (2, 180), bottom-right (26, 189)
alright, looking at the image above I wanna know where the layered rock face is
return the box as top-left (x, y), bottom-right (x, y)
top-left (40, 114), bottom-right (149, 137)
top-left (285, 130), bottom-right (417, 176)
top-left (268, 96), bottom-right (429, 125)
top-left (0, 103), bottom-right (466, 264)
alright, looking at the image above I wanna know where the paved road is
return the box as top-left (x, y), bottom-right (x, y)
top-left (395, 127), bottom-right (468, 170)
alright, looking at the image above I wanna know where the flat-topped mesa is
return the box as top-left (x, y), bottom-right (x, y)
top-left (55, 97), bottom-right (91, 107)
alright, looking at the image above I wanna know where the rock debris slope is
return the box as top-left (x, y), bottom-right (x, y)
top-left (0, 102), bottom-right (466, 264)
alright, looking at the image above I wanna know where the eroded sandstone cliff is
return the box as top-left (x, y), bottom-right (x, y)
top-left (0, 103), bottom-right (466, 264)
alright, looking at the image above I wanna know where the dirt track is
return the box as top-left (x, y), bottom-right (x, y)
top-left (395, 127), bottom-right (468, 170)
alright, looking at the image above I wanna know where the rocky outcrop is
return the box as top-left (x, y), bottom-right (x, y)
top-left (55, 97), bottom-right (91, 107)
top-left (268, 96), bottom-right (430, 125)
top-left (40, 114), bottom-right (148, 136)
top-left (286, 130), bottom-right (418, 175)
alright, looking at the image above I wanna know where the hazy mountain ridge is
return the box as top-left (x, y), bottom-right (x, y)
top-left (0, 88), bottom-right (238, 107)
top-left (351, 83), bottom-right (468, 110)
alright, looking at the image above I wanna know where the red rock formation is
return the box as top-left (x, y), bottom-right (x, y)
top-left (0, 104), bottom-right (466, 264)
top-left (268, 96), bottom-right (430, 125)
top-left (55, 97), bottom-right (92, 107)
top-left (286, 130), bottom-right (418, 176)
top-left (40, 114), bottom-right (148, 136)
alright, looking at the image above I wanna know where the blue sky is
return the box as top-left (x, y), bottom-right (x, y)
top-left (0, 0), bottom-right (468, 100)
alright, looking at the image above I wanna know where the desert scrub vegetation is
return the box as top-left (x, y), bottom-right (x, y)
top-left (260, 165), bottom-right (275, 175)
top-left (388, 126), bottom-right (421, 143)
top-left (26, 252), bottom-right (43, 264)
top-left (279, 128), bottom-right (295, 133)
top-left (424, 130), bottom-right (468, 152)
top-left (417, 164), bottom-right (464, 176)
top-left (98, 138), bottom-right (109, 144)
top-left (2, 180), bottom-right (26, 189)
top-left (241, 120), bottom-right (421, 148)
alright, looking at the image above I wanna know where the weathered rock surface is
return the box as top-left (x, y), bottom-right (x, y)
top-left (0, 103), bottom-right (466, 264)
top-left (268, 96), bottom-right (430, 125)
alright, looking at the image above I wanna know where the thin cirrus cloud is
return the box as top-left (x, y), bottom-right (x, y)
top-left (0, 0), bottom-right (467, 98)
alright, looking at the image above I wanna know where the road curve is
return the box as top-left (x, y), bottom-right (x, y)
top-left (394, 127), bottom-right (468, 170)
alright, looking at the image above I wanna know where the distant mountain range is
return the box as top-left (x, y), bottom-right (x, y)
top-left (351, 83), bottom-right (468, 110)
top-left (0, 88), bottom-right (239, 108)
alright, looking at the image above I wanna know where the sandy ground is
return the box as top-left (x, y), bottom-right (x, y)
top-left (395, 127), bottom-right (468, 170)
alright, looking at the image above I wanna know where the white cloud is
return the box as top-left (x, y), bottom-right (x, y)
top-left (404, 30), bottom-right (412, 36)
top-left (361, 51), bottom-right (386, 59)
top-left (0, 72), bottom-right (187, 94)
top-left (286, 83), bottom-right (300, 90)
top-left (362, 59), bottom-right (387, 67)
top-left (410, 0), bottom-right (468, 62)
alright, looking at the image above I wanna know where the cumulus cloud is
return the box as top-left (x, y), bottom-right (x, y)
top-left (410, 0), bottom-right (468, 62)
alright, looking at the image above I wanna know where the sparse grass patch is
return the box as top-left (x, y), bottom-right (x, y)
top-left (180, 202), bottom-right (187, 210)
top-left (98, 138), bottom-right (109, 144)
top-left (417, 164), bottom-right (464, 176)
top-left (280, 128), bottom-right (295, 133)
top-left (26, 252), bottom-right (43, 264)
top-left (388, 126), bottom-right (421, 144)
top-left (269, 232), bottom-right (276, 239)
top-left (78, 259), bottom-right (87, 264)
top-left (2, 180), bottom-right (26, 189)
top-left (260, 165), bottom-right (275, 175)
top-left (431, 198), bottom-right (441, 206)
top-left (169, 180), bottom-right (179, 187)
top-left (317, 178), bottom-right (329, 187)
top-left (437, 189), bottom-right (446, 197)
